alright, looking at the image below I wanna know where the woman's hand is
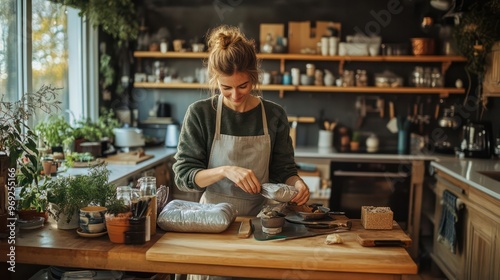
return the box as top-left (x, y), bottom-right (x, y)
top-left (224, 166), bottom-right (262, 194)
top-left (290, 179), bottom-right (310, 205)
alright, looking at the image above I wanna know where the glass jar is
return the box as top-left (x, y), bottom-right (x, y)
top-left (138, 176), bottom-right (157, 236)
top-left (411, 66), bottom-right (424, 87)
top-left (138, 176), bottom-right (156, 196)
top-left (430, 67), bottom-right (443, 88)
top-left (116, 186), bottom-right (132, 208)
top-left (153, 61), bottom-right (164, 83)
top-left (355, 69), bottom-right (368, 87)
top-left (342, 70), bottom-right (354, 87)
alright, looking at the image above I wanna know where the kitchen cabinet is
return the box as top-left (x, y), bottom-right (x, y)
top-left (430, 168), bottom-right (500, 280)
top-left (133, 51), bottom-right (466, 98)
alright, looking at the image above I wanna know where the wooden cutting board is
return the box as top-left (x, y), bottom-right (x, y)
top-left (357, 221), bottom-right (412, 247)
top-left (104, 152), bottom-right (154, 165)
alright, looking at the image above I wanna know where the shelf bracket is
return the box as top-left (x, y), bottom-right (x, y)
top-left (279, 90), bottom-right (285, 99)
top-left (441, 61), bottom-right (452, 75)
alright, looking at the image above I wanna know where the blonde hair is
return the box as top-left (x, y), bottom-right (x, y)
top-left (205, 25), bottom-right (261, 97)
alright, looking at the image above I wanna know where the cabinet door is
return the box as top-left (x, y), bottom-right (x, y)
top-left (466, 208), bottom-right (498, 280)
top-left (433, 180), bottom-right (466, 279)
top-left (154, 161), bottom-right (169, 188)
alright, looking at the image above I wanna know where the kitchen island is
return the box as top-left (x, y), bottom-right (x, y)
top-left (0, 218), bottom-right (417, 279)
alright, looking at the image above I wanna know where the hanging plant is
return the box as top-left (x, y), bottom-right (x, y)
top-left (52, 0), bottom-right (139, 44)
top-left (453, 0), bottom-right (500, 76)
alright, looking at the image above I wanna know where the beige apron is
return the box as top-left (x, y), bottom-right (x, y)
top-left (199, 94), bottom-right (271, 217)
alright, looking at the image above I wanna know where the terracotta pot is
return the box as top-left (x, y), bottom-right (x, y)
top-left (105, 212), bottom-right (132, 243)
top-left (350, 141), bottom-right (360, 152)
top-left (17, 209), bottom-right (49, 223)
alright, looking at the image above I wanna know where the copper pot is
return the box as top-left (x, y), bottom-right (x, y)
top-left (411, 38), bottom-right (435, 55)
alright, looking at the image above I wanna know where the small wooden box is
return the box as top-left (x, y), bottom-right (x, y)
top-left (361, 206), bottom-right (393, 230)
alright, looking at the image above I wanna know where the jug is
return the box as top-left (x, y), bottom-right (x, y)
top-left (165, 123), bottom-right (180, 148)
top-left (460, 121), bottom-right (493, 158)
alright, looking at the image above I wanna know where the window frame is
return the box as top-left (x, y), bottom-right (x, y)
top-left (10, 0), bottom-right (98, 128)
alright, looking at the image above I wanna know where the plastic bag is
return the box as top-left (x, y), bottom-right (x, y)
top-left (157, 199), bottom-right (237, 233)
top-left (261, 183), bottom-right (298, 202)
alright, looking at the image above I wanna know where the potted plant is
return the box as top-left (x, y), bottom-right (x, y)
top-left (105, 196), bottom-right (133, 243)
top-left (0, 85), bottom-right (61, 222)
top-left (72, 108), bottom-right (121, 155)
top-left (350, 131), bottom-right (361, 151)
top-left (46, 164), bottom-right (116, 229)
top-left (15, 160), bottom-right (50, 222)
top-left (34, 114), bottom-right (74, 154)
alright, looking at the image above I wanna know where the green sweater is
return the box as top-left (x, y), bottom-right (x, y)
top-left (173, 95), bottom-right (298, 192)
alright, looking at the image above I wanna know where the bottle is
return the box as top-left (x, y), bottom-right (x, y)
top-left (282, 72), bottom-right (291, 85)
top-left (138, 176), bottom-right (157, 236)
top-left (160, 40), bottom-right (168, 53)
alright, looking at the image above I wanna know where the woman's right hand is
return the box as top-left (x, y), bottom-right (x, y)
top-left (223, 166), bottom-right (262, 194)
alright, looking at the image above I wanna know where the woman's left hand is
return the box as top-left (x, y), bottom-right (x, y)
top-left (290, 179), bottom-right (310, 205)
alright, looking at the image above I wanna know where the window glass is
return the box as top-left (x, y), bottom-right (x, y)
top-left (32, 0), bottom-right (69, 122)
top-left (0, 0), bottom-right (18, 102)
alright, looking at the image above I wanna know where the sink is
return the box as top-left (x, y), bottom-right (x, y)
top-left (477, 171), bottom-right (500, 182)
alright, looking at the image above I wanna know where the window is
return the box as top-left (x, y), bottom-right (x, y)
top-left (0, 0), bottom-right (97, 126)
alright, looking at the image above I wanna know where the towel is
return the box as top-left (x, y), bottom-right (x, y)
top-left (437, 190), bottom-right (459, 254)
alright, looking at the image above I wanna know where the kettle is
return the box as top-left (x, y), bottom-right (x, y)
top-left (157, 102), bottom-right (171, 118)
top-left (460, 121), bottom-right (493, 158)
top-left (165, 123), bottom-right (180, 148)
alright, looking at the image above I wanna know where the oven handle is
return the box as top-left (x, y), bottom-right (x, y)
top-left (333, 171), bottom-right (409, 178)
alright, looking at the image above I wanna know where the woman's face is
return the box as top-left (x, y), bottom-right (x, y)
top-left (217, 71), bottom-right (253, 111)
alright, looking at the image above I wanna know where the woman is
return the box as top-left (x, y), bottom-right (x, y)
top-left (173, 25), bottom-right (310, 218)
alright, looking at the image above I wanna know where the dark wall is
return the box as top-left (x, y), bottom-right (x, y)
top-left (118, 0), bottom-right (499, 149)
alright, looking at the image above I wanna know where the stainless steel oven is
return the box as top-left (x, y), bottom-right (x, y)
top-left (329, 158), bottom-right (412, 230)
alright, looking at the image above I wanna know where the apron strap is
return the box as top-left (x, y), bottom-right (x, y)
top-left (258, 97), bottom-right (269, 136)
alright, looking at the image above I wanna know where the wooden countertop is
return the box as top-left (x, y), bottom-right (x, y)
top-left (0, 218), bottom-right (416, 279)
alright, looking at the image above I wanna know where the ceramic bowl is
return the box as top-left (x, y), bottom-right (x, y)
top-left (79, 206), bottom-right (107, 233)
top-left (261, 216), bottom-right (285, 229)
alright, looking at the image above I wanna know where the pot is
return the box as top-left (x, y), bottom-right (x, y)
top-left (113, 127), bottom-right (145, 148)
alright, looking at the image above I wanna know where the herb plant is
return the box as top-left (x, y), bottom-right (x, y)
top-left (46, 164), bottom-right (116, 223)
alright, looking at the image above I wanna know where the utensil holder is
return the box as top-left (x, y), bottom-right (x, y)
top-left (318, 130), bottom-right (333, 148)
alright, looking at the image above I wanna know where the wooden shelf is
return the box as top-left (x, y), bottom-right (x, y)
top-left (134, 82), bottom-right (464, 98)
top-left (134, 51), bottom-right (466, 63)
top-left (133, 52), bottom-right (467, 97)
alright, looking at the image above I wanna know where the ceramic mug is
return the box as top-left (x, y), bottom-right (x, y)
top-left (79, 206), bottom-right (107, 233)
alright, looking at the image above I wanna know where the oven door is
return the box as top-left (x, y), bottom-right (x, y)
top-left (329, 161), bottom-right (412, 229)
